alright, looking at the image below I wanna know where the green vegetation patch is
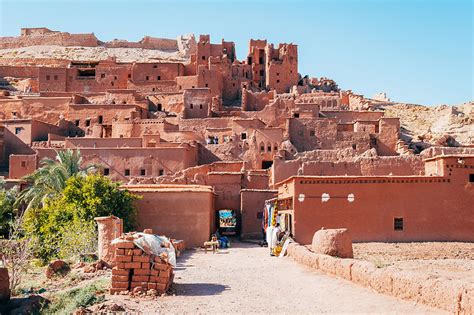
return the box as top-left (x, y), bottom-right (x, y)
top-left (42, 279), bottom-right (108, 314)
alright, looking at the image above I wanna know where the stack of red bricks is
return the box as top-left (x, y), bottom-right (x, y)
top-left (110, 239), bottom-right (174, 296)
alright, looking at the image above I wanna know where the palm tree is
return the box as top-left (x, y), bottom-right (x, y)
top-left (16, 149), bottom-right (99, 210)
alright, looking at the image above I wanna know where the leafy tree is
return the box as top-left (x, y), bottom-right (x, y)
top-left (23, 174), bottom-right (138, 262)
top-left (16, 149), bottom-right (99, 210)
top-left (62, 174), bottom-right (138, 231)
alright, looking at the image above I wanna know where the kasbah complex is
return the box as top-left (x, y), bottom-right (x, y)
top-left (0, 28), bottom-right (472, 247)
top-left (0, 28), bottom-right (473, 312)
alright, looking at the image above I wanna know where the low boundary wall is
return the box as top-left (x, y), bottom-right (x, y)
top-left (287, 242), bottom-right (473, 314)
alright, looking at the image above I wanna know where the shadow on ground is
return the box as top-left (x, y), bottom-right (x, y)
top-left (173, 283), bottom-right (230, 296)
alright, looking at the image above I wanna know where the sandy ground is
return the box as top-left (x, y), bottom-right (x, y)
top-left (353, 242), bottom-right (474, 262)
top-left (106, 242), bottom-right (445, 314)
top-left (353, 242), bottom-right (474, 281)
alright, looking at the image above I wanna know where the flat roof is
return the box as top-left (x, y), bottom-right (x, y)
top-left (121, 184), bottom-right (216, 194)
top-left (423, 154), bottom-right (474, 162)
top-left (275, 174), bottom-right (446, 187)
top-left (240, 189), bottom-right (277, 193)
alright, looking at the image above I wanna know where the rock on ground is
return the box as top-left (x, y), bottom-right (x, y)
top-left (311, 228), bottom-right (354, 258)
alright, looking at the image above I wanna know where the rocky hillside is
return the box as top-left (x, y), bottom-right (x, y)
top-left (381, 102), bottom-right (473, 147)
top-left (0, 45), bottom-right (189, 64)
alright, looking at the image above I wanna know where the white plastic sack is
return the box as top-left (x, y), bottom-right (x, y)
top-left (111, 233), bottom-right (176, 268)
top-left (133, 233), bottom-right (176, 268)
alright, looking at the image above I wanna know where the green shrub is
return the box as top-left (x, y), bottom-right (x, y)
top-left (58, 220), bottom-right (97, 261)
top-left (62, 174), bottom-right (138, 231)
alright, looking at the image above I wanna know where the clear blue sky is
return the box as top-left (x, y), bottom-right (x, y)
top-left (0, 0), bottom-right (472, 105)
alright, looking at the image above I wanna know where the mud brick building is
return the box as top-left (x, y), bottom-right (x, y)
top-left (0, 27), bottom-right (472, 246)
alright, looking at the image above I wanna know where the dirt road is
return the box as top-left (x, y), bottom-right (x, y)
top-left (109, 242), bottom-right (445, 314)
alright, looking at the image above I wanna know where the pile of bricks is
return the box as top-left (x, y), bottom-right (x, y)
top-left (171, 239), bottom-right (185, 257)
top-left (110, 239), bottom-right (174, 296)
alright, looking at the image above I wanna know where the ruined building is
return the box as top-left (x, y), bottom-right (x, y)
top-left (0, 28), bottom-right (472, 247)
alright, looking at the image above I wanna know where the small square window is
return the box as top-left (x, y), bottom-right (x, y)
top-left (21, 161), bottom-right (26, 168)
top-left (15, 127), bottom-right (22, 134)
top-left (267, 145), bottom-right (271, 152)
top-left (294, 113), bottom-right (299, 118)
top-left (241, 133), bottom-right (247, 140)
top-left (202, 56), bottom-right (206, 60)
top-left (46, 75), bottom-right (50, 80)
top-left (469, 174), bottom-right (474, 182)
top-left (394, 218), bottom-right (403, 231)
top-left (310, 130), bottom-right (315, 137)
top-left (159, 169), bottom-right (164, 176)
top-left (140, 169), bottom-right (146, 176)
top-left (157, 76), bottom-right (161, 80)
top-left (54, 75), bottom-right (58, 80)
top-left (128, 74), bottom-right (131, 79)
top-left (124, 169), bottom-right (130, 176)
top-left (352, 144), bottom-right (357, 150)
top-left (146, 76), bottom-right (149, 81)
top-left (101, 73), bottom-right (105, 78)
top-left (200, 104), bottom-right (203, 109)
top-left (103, 168), bottom-right (110, 176)
top-left (153, 65), bottom-right (157, 68)
top-left (75, 120), bottom-right (80, 126)
top-left (98, 115), bottom-right (103, 124)
top-left (190, 103), bottom-right (193, 109)
top-left (205, 83), bottom-right (208, 87)
top-left (85, 119), bottom-right (91, 127)
top-left (276, 79), bottom-right (280, 83)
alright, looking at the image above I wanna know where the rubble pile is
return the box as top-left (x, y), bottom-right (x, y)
top-left (110, 233), bottom-right (175, 296)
